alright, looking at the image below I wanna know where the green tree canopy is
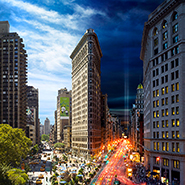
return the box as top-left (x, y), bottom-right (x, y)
top-left (0, 124), bottom-right (32, 167)
top-left (41, 134), bottom-right (49, 141)
top-left (7, 168), bottom-right (28, 185)
top-left (54, 142), bottom-right (65, 148)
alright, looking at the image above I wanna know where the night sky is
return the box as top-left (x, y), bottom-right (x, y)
top-left (0, 0), bottom-right (164, 123)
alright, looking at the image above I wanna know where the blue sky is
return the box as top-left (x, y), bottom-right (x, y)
top-left (0, 0), bottom-right (164, 124)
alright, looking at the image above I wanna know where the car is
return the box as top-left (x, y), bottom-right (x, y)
top-left (38, 174), bottom-right (44, 179)
top-left (47, 157), bottom-right (50, 160)
top-left (41, 164), bottom-right (45, 168)
top-left (43, 161), bottom-right (46, 164)
top-left (36, 179), bottom-right (42, 184)
top-left (44, 154), bottom-right (47, 157)
top-left (40, 168), bottom-right (45, 172)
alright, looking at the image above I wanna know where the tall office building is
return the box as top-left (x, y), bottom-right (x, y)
top-left (44, 117), bottom-right (50, 135)
top-left (0, 21), bottom-right (27, 130)
top-left (70, 28), bottom-right (102, 157)
top-left (56, 87), bottom-right (72, 142)
top-left (26, 86), bottom-right (40, 144)
top-left (140, 0), bottom-right (185, 183)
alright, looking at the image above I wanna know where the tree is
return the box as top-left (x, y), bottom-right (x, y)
top-left (7, 168), bottom-right (28, 185)
top-left (0, 163), bottom-right (12, 185)
top-left (30, 144), bottom-right (39, 155)
top-left (41, 134), bottom-right (49, 141)
top-left (54, 142), bottom-right (65, 148)
top-left (0, 124), bottom-right (32, 167)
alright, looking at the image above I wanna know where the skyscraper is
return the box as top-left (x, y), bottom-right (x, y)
top-left (0, 21), bottom-right (27, 130)
top-left (27, 86), bottom-right (40, 144)
top-left (44, 117), bottom-right (50, 135)
top-left (56, 87), bottom-right (72, 142)
top-left (140, 0), bottom-right (185, 183)
top-left (70, 28), bottom-right (102, 157)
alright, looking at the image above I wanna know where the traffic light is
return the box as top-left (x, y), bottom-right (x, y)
top-left (156, 157), bottom-right (160, 161)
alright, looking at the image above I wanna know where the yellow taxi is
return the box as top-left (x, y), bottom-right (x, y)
top-left (36, 179), bottom-right (42, 184)
top-left (38, 174), bottom-right (44, 179)
top-left (47, 157), bottom-right (50, 160)
top-left (44, 154), bottom-right (47, 157)
top-left (40, 168), bottom-right (45, 172)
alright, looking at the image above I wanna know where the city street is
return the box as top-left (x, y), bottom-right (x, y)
top-left (95, 142), bottom-right (136, 185)
top-left (27, 143), bottom-right (53, 185)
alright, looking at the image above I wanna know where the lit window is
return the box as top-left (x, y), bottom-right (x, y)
top-left (162, 142), bottom-right (165, 151)
top-left (176, 131), bottom-right (179, 138)
top-left (172, 12), bottom-right (178, 21)
top-left (176, 107), bottom-right (179, 115)
top-left (162, 99), bottom-right (165, 106)
top-left (156, 90), bottom-right (159, 96)
top-left (157, 100), bottom-right (159, 107)
top-left (172, 143), bottom-right (175, 152)
top-left (157, 121), bottom-right (159, 128)
top-left (176, 82), bottom-right (179, 91)
top-left (154, 142), bottom-right (156, 150)
top-left (176, 119), bottom-right (179, 127)
top-left (162, 110), bottom-right (165, 117)
top-left (162, 88), bottom-right (165, 95)
top-left (173, 160), bottom-right (180, 169)
top-left (166, 120), bottom-right (168, 127)
top-left (165, 98), bottom-right (168, 105)
top-left (162, 132), bottom-right (165, 138)
top-left (153, 101), bottom-right (156, 108)
top-left (153, 111), bottom-right (156, 118)
top-left (172, 96), bottom-right (175, 103)
top-left (172, 119), bottom-right (175, 127)
top-left (166, 143), bottom-right (169, 151)
top-left (153, 91), bottom-right (156, 97)
top-left (157, 111), bottom-right (159, 118)
top-left (171, 84), bottom-right (175, 92)
top-left (172, 131), bottom-right (175, 138)
top-left (163, 158), bottom-right (169, 166)
top-left (162, 20), bottom-right (168, 29)
top-left (153, 122), bottom-right (156, 128)
top-left (165, 86), bottom-right (168, 94)
top-left (173, 35), bottom-right (179, 43)
top-left (162, 120), bottom-right (165, 128)
top-left (163, 42), bottom-right (168, 50)
top-left (163, 31), bottom-right (168, 40)
top-left (165, 109), bottom-right (168, 116)
top-left (166, 131), bottom-right (169, 138)
top-left (157, 142), bottom-right (159, 150)
top-left (176, 143), bottom-right (179, 152)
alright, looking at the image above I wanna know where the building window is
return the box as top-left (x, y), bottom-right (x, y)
top-left (165, 97), bottom-right (168, 105)
top-left (163, 31), bottom-right (168, 40)
top-left (163, 42), bottom-right (168, 50)
top-left (173, 23), bottom-right (178, 33)
top-left (153, 101), bottom-right (156, 108)
top-left (173, 160), bottom-right (180, 169)
top-left (157, 111), bottom-right (159, 118)
top-left (157, 132), bottom-right (159, 138)
top-left (153, 111), bottom-right (156, 118)
top-left (175, 58), bottom-right (179, 66)
top-left (172, 143), bottom-right (175, 152)
top-left (157, 142), bottom-right (159, 150)
top-left (154, 38), bottom-right (158, 47)
top-left (161, 76), bottom-right (164, 84)
top-left (165, 75), bottom-right (168, 83)
top-left (175, 70), bottom-right (179, 79)
top-left (153, 121), bottom-right (156, 128)
top-left (172, 108), bottom-right (175, 115)
top-left (166, 131), bottom-right (169, 138)
top-left (167, 120), bottom-right (169, 127)
top-left (162, 120), bottom-right (165, 128)
top-left (161, 65), bottom-right (164, 73)
top-left (162, 88), bottom-right (165, 95)
top-left (165, 86), bottom-right (168, 94)
top-left (153, 91), bottom-right (156, 97)
top-left (165, 109), bottom-right (168, 116)
top-left (176, 95), bottom-right (179, 103)
top-left (171, 72), bottom-right (174, 80)
top-left (171, 84), bottom-right (175, 92)
top-left (163, 158), bottom-right (169, 166)
top-left (154, 27), bottom-right (158, 36)
top-left (176, 82), bottom-right (179, 91)
top-left (157, 100), bottom-right (159, 107)
top-left (154, 142), bottom-right (156, 150)
top-left (162, 99), bottom-right (165, 106)
top-left (153, 70), bottom-right (155, 77)
top-left (162, 142), bottom-right (165, 151)
top-left (156, 89), bottom-right (159, 97)
top-left (154, 48), bottom-right (158, 55)
top-left (171, 60), bottom-right (174, 68)
top-left (153, 81), bottom-right (155, 87)
top-left (162, 132), bottom-right (165, 138)
top-left (153, 132), bottom-right (156, 138)
top-left (176, 107), bottom-right (179, 115)
top-left (165, 63), bottom-right (168, 71)
top-left (166, 143), bottom-right (169, 151)
top-left (176, 143), bottom-right (179, 152)
top-left (157, 121), bottom-right (159, 128)
top-left (173, 35), bottom-right (179, 44)
top-left (176, 119), bottom-right (179, 127)
top-left (172, 96), bottom-right (175, 104)
top-left (172, 12), bottom-right (178, 21)
top-left (176, 131), bottom-right (179, 138)
top-left (162, 110), bottom-right (165, 117)
top-left (172, 131), bottom-right (175, 138)
top-left (162, 20), bottom-right (168, 29)
top-left (172, 119), bottom-right (175, 127)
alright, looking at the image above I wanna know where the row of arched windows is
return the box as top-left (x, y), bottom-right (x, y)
top-left (153, 11), bottom-right (178, 36)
